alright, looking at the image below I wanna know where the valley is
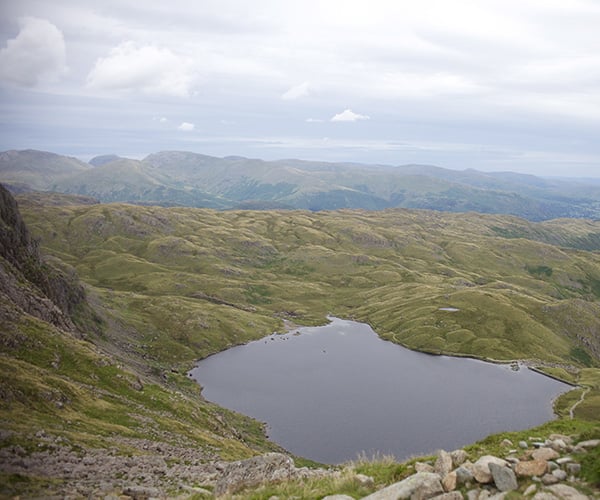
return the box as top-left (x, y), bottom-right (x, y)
top-left (1, 182), bottom-right (600, 498)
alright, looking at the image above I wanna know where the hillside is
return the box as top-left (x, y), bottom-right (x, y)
top-left (2, 187), bottom-right (600, 497)
top-left (0, 186), bottom-right (285, 497)
top-left (2, 149), bottom-right (600, 220)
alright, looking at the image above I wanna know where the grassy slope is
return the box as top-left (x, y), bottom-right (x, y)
top-left (19, 199), bottom-right (600, 383)
top-left (6, 196), bottom-right (600, 496)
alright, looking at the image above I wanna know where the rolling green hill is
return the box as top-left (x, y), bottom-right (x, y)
top-left (2, 187), bottom-right (600, 497)
top-left (2, 149), bottom-right (600, 220)
top-left (17, 194), bottom-right (600, 371)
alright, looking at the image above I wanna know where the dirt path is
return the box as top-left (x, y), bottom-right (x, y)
top-left (569, 386), bottom-right (590, 419)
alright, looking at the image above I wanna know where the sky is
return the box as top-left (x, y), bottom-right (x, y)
top-left (0, 0), bottom-right (599, 177)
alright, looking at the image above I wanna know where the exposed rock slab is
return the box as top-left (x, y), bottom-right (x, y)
top-left (362, 472), bottom-right (443, 500)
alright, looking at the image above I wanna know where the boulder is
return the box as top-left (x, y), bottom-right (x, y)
top-left (548, 439), bottom-right (568, 452)
top-left (519, 441), bottom-right (529, 449)
top-left (435, 450), bottom-right (454, 477)
top-left (415, 462), bottom-right (435, 473)
top-left (552, 469), bottom-right (567, 481)
top-left (575, 439), bottom-right (600, 449)
top-left (515, 459), bottom-right (548, 477)
top-left (362, 472), bottom-right (443, 500)
top-left (546, 484), bottom-right (590, 499)
top-left (566, 463), bottom-right (581, 475)
top-left (322, 496), bottom-right (354, 500)
top-left (532, 493), bottom-right (559, 500)
top-left (470, 455), bottom-right (508, 484)
top-left (489, 463), bottom-right (518, 492)
top-left (455, 466), bottom-right (474, 485)
top-left (524, 484), bottom-right (537, 496)
top-left (450, 449), bottom-right (469, 467)
top-left (435, 493), bottom-right (464, 500)
top-left (532, 448), bottom-right (560, 461)
top-left (442, 471), bottom-right (457, 492)
top-left (541, 473), bottom-right (560, 485)
top-left (213, 453), bottom-right (295, 497)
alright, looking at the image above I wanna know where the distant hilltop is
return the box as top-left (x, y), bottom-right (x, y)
top-left (1, 148), bottom-right (600, 220)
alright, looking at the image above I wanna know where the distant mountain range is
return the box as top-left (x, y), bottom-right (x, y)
top-left (1, 149), bottom-right (599, 221)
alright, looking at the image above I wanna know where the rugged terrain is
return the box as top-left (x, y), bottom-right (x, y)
top-left (1, 183), bottom-right (599, 498)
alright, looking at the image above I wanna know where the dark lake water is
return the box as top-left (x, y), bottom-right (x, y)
top-left (189, 317), bottom-right (571, 464)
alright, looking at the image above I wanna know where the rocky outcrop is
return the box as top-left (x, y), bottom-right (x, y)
top-left (213, 452), bottom-right (335, 497)
top-left (0, 183), bottom-right (96, 334)
top-left (214, 453), bottom-right (296, 496)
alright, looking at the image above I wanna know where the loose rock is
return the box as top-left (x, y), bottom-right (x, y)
top-left (415, 462), bottom-right (435, 473)
top-left (362, 472), bottom-right (443, 500)
top-left (532, 448), bottom-right (560, 461)
top-left (515, 459), bottom-right (548, 477)
top-left (576, 439), bottom-right (600, 449)
top-left (547, 483), bottom-right (591, 499)
top-left (435, 492), bottom-right (464, 500)
top-left (489, 463), bottom-right (518, 492)
top-left (435, 450), bottom-right (454, 477)
top-left (450, 449), bottom-right (469, 467)
top-left (455, 466), bottom-right (474, 485)
top-left (471, 455), bottom-right (508, 484)
top-left (442, 471), bottom-right (457, 492)
top-left (541, 473), bottom-right (560, 485)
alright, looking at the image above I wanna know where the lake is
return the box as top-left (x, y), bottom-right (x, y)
top-left (189, 317), bottom-right (571, 464)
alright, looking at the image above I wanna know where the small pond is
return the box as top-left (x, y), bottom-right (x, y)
top-left (189, 317), bottom-right (571, 464)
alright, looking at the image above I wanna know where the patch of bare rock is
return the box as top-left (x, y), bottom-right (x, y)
top-left (1, 432), bottom-right (598, 498)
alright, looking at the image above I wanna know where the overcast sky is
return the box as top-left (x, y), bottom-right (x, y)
top-left (1, 0), bottom-right (599, 176)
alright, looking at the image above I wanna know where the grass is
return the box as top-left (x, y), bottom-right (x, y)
top-left (3, 196), bottom-right (600, 496)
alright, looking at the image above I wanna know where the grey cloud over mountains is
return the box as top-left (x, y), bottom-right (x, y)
top-left (0, 1), bottom-right (599, 176)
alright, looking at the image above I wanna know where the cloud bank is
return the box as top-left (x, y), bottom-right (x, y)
top-left (87, 42), bottom-right (194, 97)
top-left (0, 17), bottom-right (67, 87)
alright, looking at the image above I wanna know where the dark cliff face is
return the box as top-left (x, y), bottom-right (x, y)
top-left (0, 183), bottom-right (93, 333)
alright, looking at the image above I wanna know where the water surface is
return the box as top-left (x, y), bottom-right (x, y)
top-left (190, 317), bottom-right (570, 464)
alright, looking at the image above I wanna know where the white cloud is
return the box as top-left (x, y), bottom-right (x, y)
top-left (305, 118), bottom-right (324, 123)
top-left (331, 109), bottom-right (370, 122)
top-left (0, 17), bottom-right (67, 87)
top-left (178, 122), bottom-right (195, 131)
top-left (282, 81), bottom-right (311, 100)
top-left (87, 41), bottom-right (194, 97)
top-left (160, 117), bottom-right (168, 123)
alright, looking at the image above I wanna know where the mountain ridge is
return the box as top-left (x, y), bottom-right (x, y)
top-left (1, 149), bottom-right (599, 220)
